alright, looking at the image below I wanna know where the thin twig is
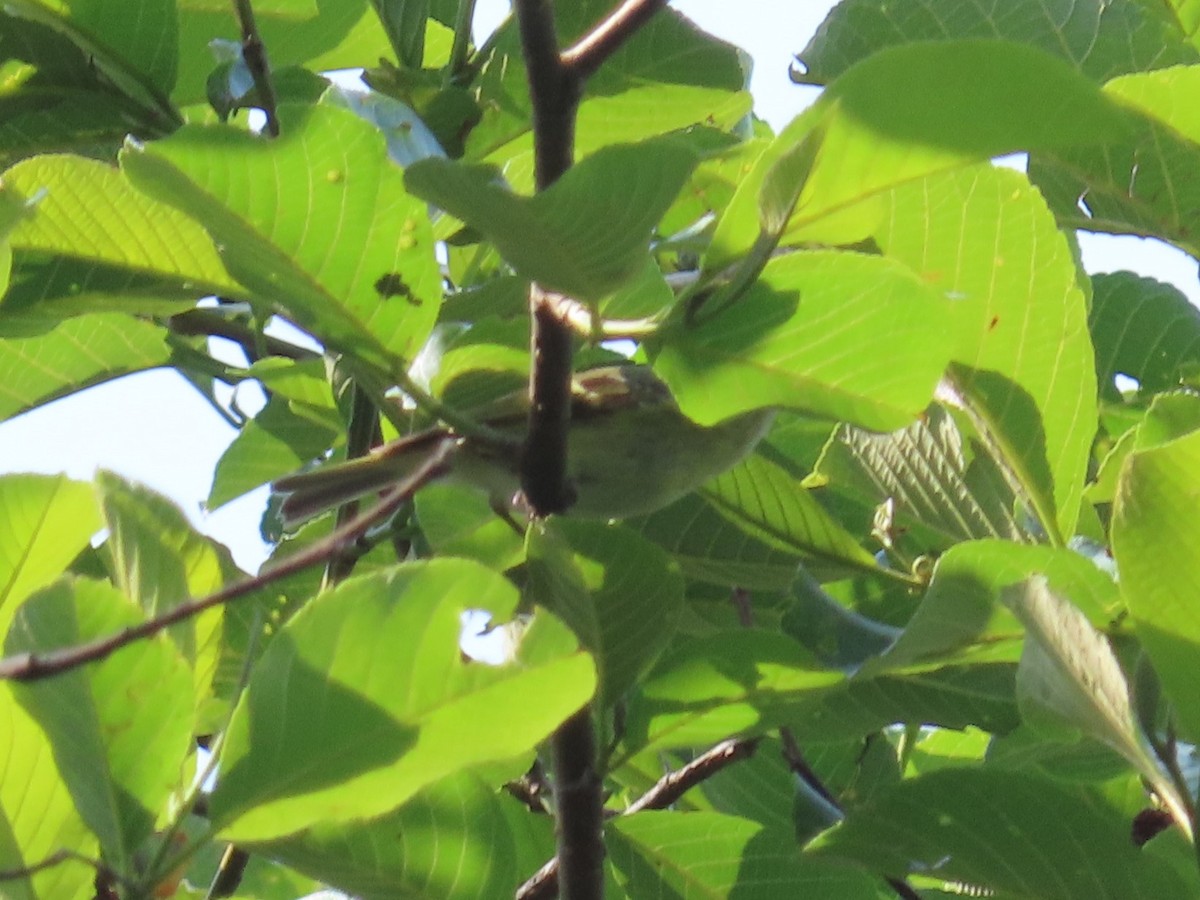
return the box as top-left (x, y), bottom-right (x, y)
top-left (516, 738), bottom-right (760, 900)
top-left (232, 0), bottom-right (280, 137)
top-left (167, 309), bottom-right (319, 363)
top-left (625, 738), bottom-right (759, 815)
top-left (0, 849), bottom-right (104, 883)
top-left (0, 442), bottom-right (455, 682)
top-left (560, 0), bottom-right (667, 80)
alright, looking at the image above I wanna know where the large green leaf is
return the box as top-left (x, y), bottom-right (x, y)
top-left (1112, 427), bottom-right (1200, 742)
top-left (13, 0), bottom-right (178, 91)
top-left (1000, 577), bottom-right (1190, 829)
top-left (0, 312), bottom-right (171, 420)
top-left (1032, 65), bottom-right (1200, 255)
top-left (0, 682), bottom-right (96, 900)
top-left (879, 165), bottom-right (1096, 541)
top-left (122, 103), bottom-right (441, 373)
top-left (608, 811), bottom-right (890, 899)
top-left (3, 0), bottom-right (179, 131)
top-left (3, 154), bottom-right (241, 304)
top-left (798, 0), bottom-right (1197, 85)
top-left (0, 474), bottom-right (100, 636)
top-left (620, 630), bottom-right (1017, 760)
top-left (817, 404), bottom-right (1030, 547)
top-left (875, 540), bottom-right (1122, 672)
top-left (405, 138), bottom-right (697, 303)
top-left (95, 473), bottom-right (242, 730)
top-left (698, 452), bottom-right (881, 579)
top-left (628, 492), bottom-right (816, 591)
top-left (4, 578), bottom-right (194, 875)
top-left (528, 520), bottom-right (683, 705)
top-left (1090, 272), bottom-right (1200, 400)
top-left (655, 250), bottom-right (956, 432)
top-left (258, 769), bottom-right (554, 899)
top-left (808, 769), bottom-right (1197, 898)
top-left (209, 559), bottom-right (596, 842)
top-left (707, 40), bottom-right (1131, 269)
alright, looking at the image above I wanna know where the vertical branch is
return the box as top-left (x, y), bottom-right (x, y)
top-left (232, 0), bottom-right (280, 137)
top-left (514, 0), bottom-right (579, 517)
top-left (511, 2), bottom-right (668, 896)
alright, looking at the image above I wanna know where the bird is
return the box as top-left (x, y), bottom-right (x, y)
top-left (274, 364), bottom-right (774, 525)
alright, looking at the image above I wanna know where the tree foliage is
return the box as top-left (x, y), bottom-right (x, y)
top-left (3, 0), bottom-right (1200, 898)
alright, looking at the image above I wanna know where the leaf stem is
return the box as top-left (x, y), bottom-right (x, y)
top-left (445, 0), bottom-right (479, 85)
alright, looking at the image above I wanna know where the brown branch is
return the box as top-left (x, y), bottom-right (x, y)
top-left (0, 441), bottom-right (455, 682)
top-left (512, 2), bottom-right (666, 896)
top-left (521, 298), bottom-right (576, 516)
top-left (549, 708), bottom-right (604, 900)
top-left (560, 0), bottom-right (667, 80)
top-left (167, 309), bottom-right (319, 363)
top-left (516, 738), bottom-right (760, 900)
top-left (625, 737), bottom-right (759, 815)
top-left (514, 0), bottom-right (577, 191)
top-left (232, 0), bottom-right (279, 137)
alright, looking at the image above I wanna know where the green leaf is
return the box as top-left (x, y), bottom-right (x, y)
top-left (708, 41), bottom-right (1130, 268)
top-left (698, 453), bottom-right (882, 579)
top-left (0, 312), bottom-right (171, 420)
top-left (1112, 427), bottom-right (1200, 742)
top-left (414, 483), bottom-right (526, 572)
top-left (4, 578), bottom-right (194, 874)
top-left (374, 0), bottom-right (429, 69)
top-left (876, 540), bottom-right (1122, 672)
top-left (817, 404), bottom-right (1031, 547)
top-left (257, 769), bottom-right (554, 899)
top-left (608, 811), bottom-right (890, 899)
top-left (1090, 272), bottom-right (1200, 400)
top-left (879, 165), bottom-right (1096, 541)
top-left (3, 153), bottom-right (242, 302)
top-left (1032, 65), bottom-right (1200, 254)
top-left (797, 0), bottom-right (1197, 85)
top-left (529, 520), bottom-right (684, 705)
top-left (4, 0), bottom-right (179, 130)
top-left (405, 138), bottom-right (697, 303)
top-left (620, 631), bottom-right (1016, 758)
top-left (0, 474), bottom-right (100, 636)
top-left (95, 473), bottom-right (242, 730)
top-left (1001, 576), bottom-right (1189, 828)
top-left (808, 769), bottom-right (1197, 898)
top-left (122, 103), bottom-right (441, 372)
top-left (655, 251), bottom-right (956, 432)
top-left (628, 492), bottom-right (813, 591)
top-left (209, 559), bottom-right (596, 842)
top-left (0, 681), bottom-right (96, 900)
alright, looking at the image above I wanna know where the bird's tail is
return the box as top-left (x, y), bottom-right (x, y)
top-left (274, 429), bottom-right (457, 526)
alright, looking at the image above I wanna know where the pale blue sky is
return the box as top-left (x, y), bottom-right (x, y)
top-left (0, 2), bottom-right (1192, 572)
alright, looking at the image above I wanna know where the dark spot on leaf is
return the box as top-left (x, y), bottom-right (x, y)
top-left (375, 272), bottom-right (421, 305)
top-left (1131, 808), bottom-right (1173, 846)
top-left (988, 315), bottom-right (1000, 331)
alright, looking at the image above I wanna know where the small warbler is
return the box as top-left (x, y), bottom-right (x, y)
top-left (274, 365), bottom-right (773, 524)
